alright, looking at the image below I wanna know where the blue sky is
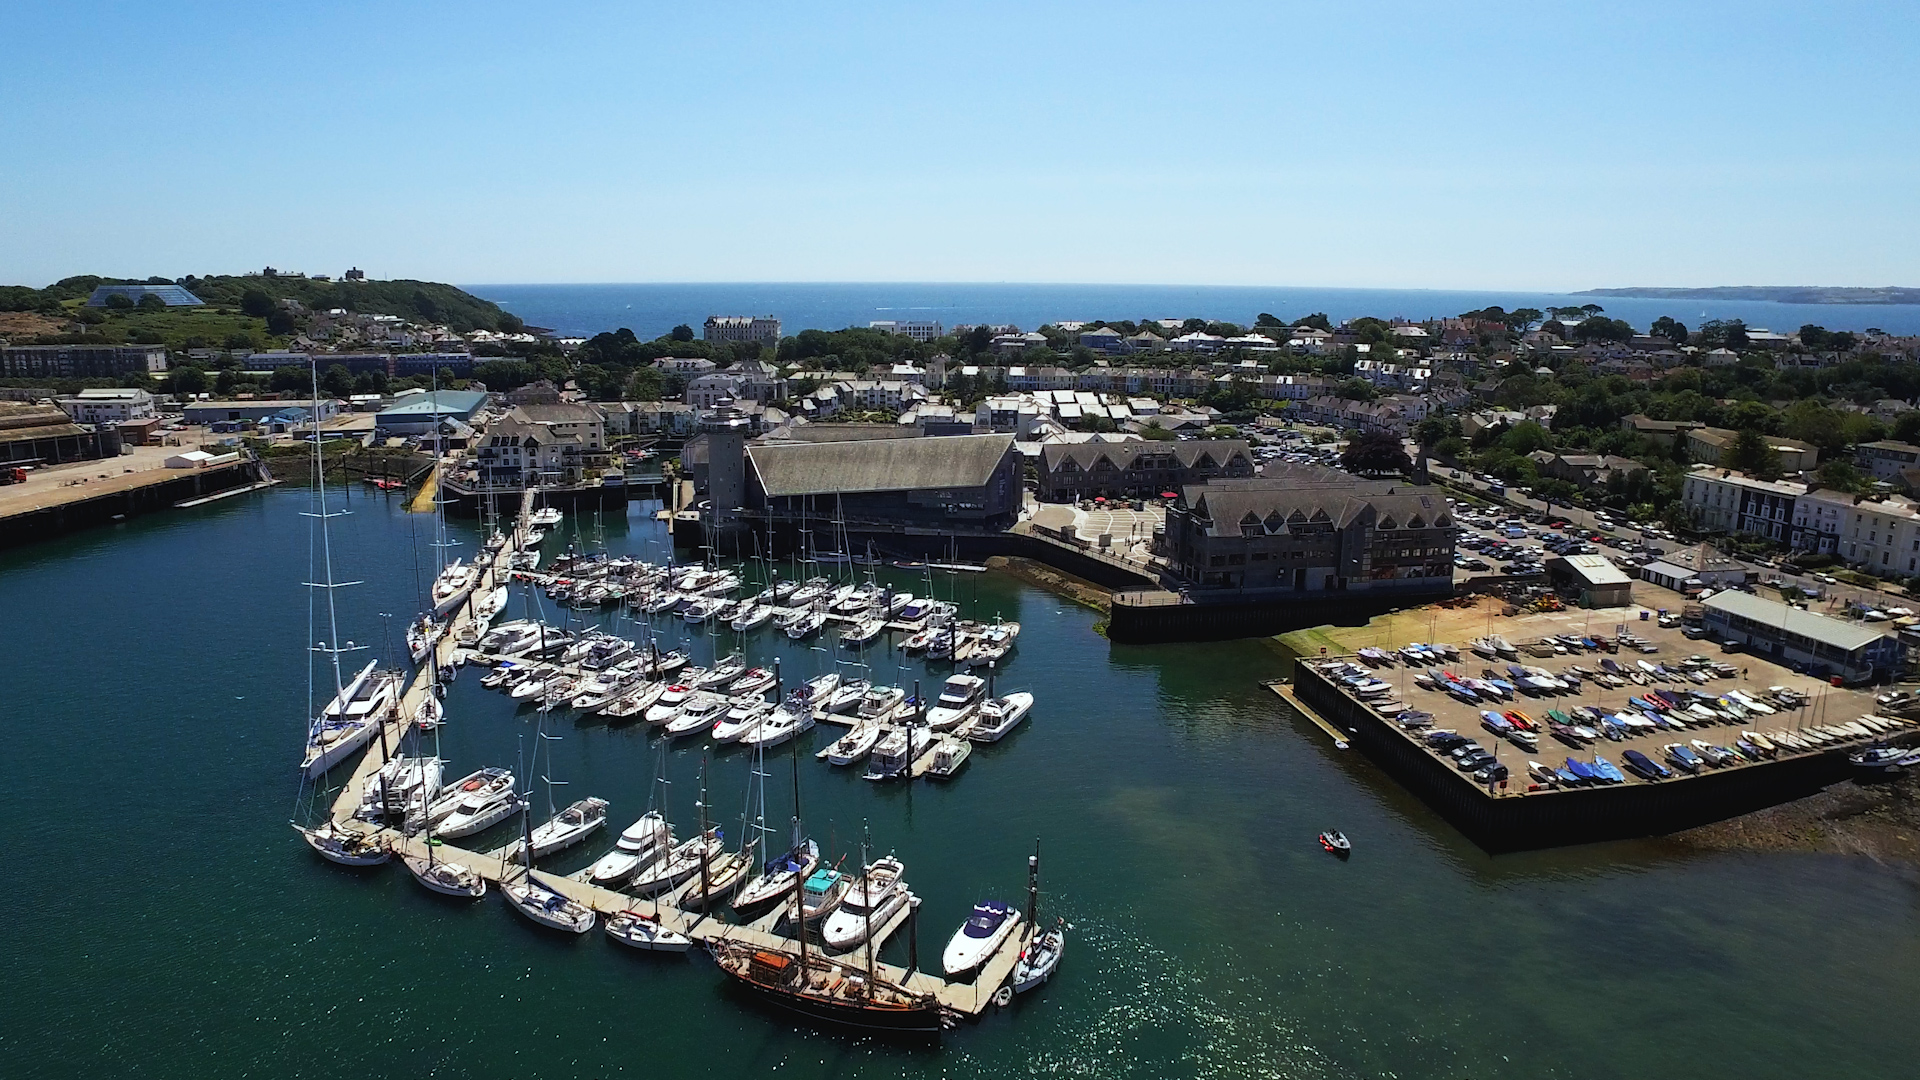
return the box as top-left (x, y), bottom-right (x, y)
top-left (3, 1), bottom-right (1914, 290)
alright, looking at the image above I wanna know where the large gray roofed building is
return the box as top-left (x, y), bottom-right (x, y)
top-left (748, 433), bottom-right (1016, 497)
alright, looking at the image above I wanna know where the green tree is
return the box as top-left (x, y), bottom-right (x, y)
top-left (167, 365), bottom-right (209, 395)
top-left (1891, 411), bottom-right (1920, 444)
top-left (1141, 421), bottom-right (1176, 441)
top-left (136, 293), bottom-right (166, 311)
top-left (266, 309), bottom-right (298, 336)
top-left (1413, 414), bottom-right (1462, 449)
top-left (1650, 316), bottom-right (1688, 344)
top-left (1336, 377), bottom-right (1378, 401)
top-left (1815, 459), bottom-right (1870, 494)
top-left (1293, 312), bottom-right (1332, 331)
top-left (270, 366), bottom-right (308, 393)
top-left (1725, 428), bottom-right (1781, 478)
top-left (320, 364), bottom-right (354, 398)
top-left (240, 288), bottom-right (273, 317)
top-left (104, 293), bottom-right (134, 310)
top-left (671, 323), bottom-right (695, 342)
top-left (1340, 429), bottom-right (1412, 476)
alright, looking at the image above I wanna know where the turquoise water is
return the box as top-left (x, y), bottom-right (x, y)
top-left (469, 282), bottom-right (1920, 340)
top-left (3, 489), bottom-right (1917, 1079)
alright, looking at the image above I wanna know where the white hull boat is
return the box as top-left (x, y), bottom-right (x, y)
top-left (503, 872), bottom-right (595, 933)
top-left (968, 692), bottom-right (1034, 742)
top-left (820, 722), bottom-right (882, 765)
top-left (604, 909), bottom-right (691, 953)
top-left (587, 811), bottom-right (673, 886)
top-left (819, 855), bottom-right (907, 952)
top-left (942, 900), bottom-right (1021, 975)
top-left (402, 849), bottom-right (487, 898)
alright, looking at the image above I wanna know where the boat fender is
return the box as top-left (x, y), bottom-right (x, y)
top-left (991, 985), bottom-right (1014, 1008)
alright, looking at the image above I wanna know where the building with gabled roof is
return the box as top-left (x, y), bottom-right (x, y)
top-left (1036, 438), bottom-right (1254, 502)
top-left (742, 432), bottom-right (1022, 529)
top-left (1163, 469), bottom-right (1455, 593)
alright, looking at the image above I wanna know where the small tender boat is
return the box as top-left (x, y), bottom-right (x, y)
top-left (942, 900), bottom-right (1020, 975)
top-left (1318, 830), bottom-right (1351, 856)
top-left (925, 735), bottom-right (971, 778)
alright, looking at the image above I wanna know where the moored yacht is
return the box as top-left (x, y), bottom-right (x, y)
top-left (299, 660), bottom-right (398, 778)
top-left (925, 674), bottom-right (986, 730)
top-left (942, 900), bottom-right (1021, 975)
top-left (587, 811), bottom-right (674, 886)
top-left (968, 692), bottom-right (1035, 742)
top-left (820, 855), bottom-right (909, 952)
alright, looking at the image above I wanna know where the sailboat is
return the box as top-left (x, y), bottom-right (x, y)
top-left (733, 713), bottom-right (822, 914)
top-left (295, 819), bottom-right (389, 865)
top-left (501, 801), bottom-right (596, 934)
top-left (1011, 840), bottom-right (1065, 993)
top-left (670, 758), bottom-right (751, 909)
top-left (402, 767), bottom-right (487, 900)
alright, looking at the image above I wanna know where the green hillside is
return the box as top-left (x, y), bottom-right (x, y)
top-left (0, 273), bottom-right (519, 334)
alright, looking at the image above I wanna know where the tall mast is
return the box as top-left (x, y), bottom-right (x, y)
top-left (696, 755), bottom-right (712, 913)
top-left (860, 821), bottom-right (875, 988)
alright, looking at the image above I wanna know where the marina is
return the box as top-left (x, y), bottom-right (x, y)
top-left (294, 453), bottom-right (1053, 1032)
top-left (8, 486), bottom-right (1920, 1076)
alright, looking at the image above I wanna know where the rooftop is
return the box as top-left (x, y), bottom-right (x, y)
top-left (1701, 591), bottom-right (1892, 652)
top-left (748, 433), bottom-right (1014, 497)
top-left (376, 390), bottom-right (490, 418)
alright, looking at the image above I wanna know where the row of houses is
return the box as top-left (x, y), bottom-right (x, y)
top-left (1682, 465), bottom-right (1920, 576)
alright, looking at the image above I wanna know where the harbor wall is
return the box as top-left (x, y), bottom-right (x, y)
top-left (1291, 664), bottom-right (1858, 853)
top-left (1107, 589), bottom-right (1448, 644)
top-left (0, 460), bottom-right (264, 551)
top-left (445, 481), bottom-right (634, 519)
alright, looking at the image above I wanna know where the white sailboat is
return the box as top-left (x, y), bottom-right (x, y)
top-left (819, 721), bottom-right (882, 766)
top-left (295, 820), bottom-right (389, 866)
top-left (1011, 840), bottom-right (1065, 993)
top-left (299, 660), bottom-right (398, 778)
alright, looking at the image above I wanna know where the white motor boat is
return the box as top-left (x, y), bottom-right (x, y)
top-left (524, 797), bottom-right (609, 857)
top-left (587, 811), bottom-right (673, 886)
top-left (436, 773), bottom-right (527, 838)
top-left (503, 872), bottom-right (595, 933)
top-left (355, 754), bottom-right (442, 820)
top-left (603, 908), bottom-right (691, 953)
top-left (820, 855), bottom-right (908, 952)
top-left (820, 722), bottom-right (883, 765)
top-left (968, 692), bottom-right (1035, 742)
top-left (854, 686), bottom-right (907, 722)
top-left (644, 681), bottom-right (701, 724)
top-left (663, 694), bottom-right (730, 737)
top-left (863, 725), bottom-right (932, 780)
top-left (529, 506), bottom-right (563, 527)
top-left (925, 674), bottom-right (986, 731)
top-left (942, 900), bottom-right (1021, 975)
top-left (709, 700), bottom-right (773, 743)
top-left (740, 700), bottom-right (816, 749)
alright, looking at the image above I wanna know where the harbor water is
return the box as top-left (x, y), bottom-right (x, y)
top-left (3, 487), bottom-right (1917, 1079)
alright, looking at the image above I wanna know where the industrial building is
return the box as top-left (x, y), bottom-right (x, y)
top-left (740, 433), bottom-right (1023, 530)
top-left (84, 283), bottom-right (203, 307)
top-left (372, 390), bottom-right (489, 437)
top-left (1546, 553), bottom-right (1634, 607)
top-left (1, 344), bottom-right (169, 379)
top-left (1, 402), bottom-right (122, 466)
top-left (56, 388), bottom-right (156, 425)
top-left (1700, 591), bottom-right (1900, 684)
top-left (184, 399), bottom-right (341, 426)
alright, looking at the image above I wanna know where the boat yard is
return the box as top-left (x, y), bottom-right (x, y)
top-left (1284, 606), bottom-right (1920, 851)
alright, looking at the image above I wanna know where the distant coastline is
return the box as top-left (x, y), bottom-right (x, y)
top-left (1578, 285), bottom-right (1920, 306)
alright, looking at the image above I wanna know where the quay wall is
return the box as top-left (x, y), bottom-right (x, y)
top-left (445, 481), bottom-right (635, 519)
top-left (1292, 663), bottom-right (1858, 853)
top-left (0, 460), bottom-right (263, 551)
top-left (1107, 589), bottom-right (1449, 644)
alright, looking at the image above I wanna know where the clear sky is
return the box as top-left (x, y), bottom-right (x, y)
top-left (3, 1), bottom-right (1914, 290)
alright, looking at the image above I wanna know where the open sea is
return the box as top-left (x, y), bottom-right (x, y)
top-left (3, 489), bottom-right (1918, 1078)
top-left (467, 283), bottom-right (1920, 341)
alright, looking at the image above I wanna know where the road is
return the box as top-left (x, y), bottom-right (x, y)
top-left (1431, 464), bottom-right (1910, 616)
